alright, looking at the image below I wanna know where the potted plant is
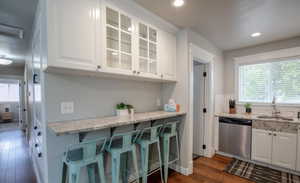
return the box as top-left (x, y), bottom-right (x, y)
top-left (116, 103), bottom-right (129, 116)
top-left (244, 103), bottom-right (252, 114)
top-left (116, 103), bottom-right (134, 116)
top-left (229, 99), bottom-right (236, 114)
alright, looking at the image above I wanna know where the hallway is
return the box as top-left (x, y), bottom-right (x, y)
top-left (0, 130), bottom-right (36, 183)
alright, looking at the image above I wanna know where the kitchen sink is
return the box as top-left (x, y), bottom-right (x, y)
top-left (257, 115), bottom-right (293, 121)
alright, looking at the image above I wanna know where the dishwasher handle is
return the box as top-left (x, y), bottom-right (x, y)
top-left (219, 117), bottom-right (252, 126)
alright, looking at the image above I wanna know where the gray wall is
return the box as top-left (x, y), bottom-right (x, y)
top-left (224, 36), bottom-right (300, 94)
top-left (45, 73), bottom-right (163, 183)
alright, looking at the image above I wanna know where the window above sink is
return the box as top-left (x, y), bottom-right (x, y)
top-left (234, 47), bottom-right (300, 106)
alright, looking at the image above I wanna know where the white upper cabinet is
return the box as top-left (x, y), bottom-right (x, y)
top-left (102, 6), bottom-right (134, 75)
top-left (252, 129), bottom-right (272, 164)
top-left (137, 22), bottom-right (159, 78)
top-left (48, 0), bottom-right (100, 71)
top-left (47, 0), bottom-right (177, 82)
top-left (158, 30), bottom-right (176, 81)
top-left (272, 132), bottom-right (297, 170)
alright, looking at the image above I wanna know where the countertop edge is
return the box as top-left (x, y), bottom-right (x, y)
top-left (48, 111), bottom-right (186, 136)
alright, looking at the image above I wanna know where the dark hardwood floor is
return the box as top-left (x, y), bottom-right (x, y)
top-left (149, 155), bottom-right (254, 183)
top-left (0, 129), bottom-right (253, 183)
top-left (0, 129), bottom-right (37, 183)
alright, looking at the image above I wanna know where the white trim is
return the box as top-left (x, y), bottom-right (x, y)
top-left (234, 47), bottom-right (300, 65)
top-left (169, 161), bottom-right (193, 176)
top-left (189, 43), bottom-right (215, 164)
top-left (234, 47), bottom-right (300, 104)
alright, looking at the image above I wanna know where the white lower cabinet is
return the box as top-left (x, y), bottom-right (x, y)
top-left (252, 129), bottom-right (297, 170)
top-left (252, 129), bottom-right (272, 163)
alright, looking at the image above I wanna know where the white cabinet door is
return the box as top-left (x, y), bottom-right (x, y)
top-left (48, 0), bottom-right (100, 71)
top-left (159, 30), bottom-right (176, 81)
top-left (103, 6), bottom-right (135, 75)
top-left (252, 129), bottom-right (272, 163)
top-left (137, 22), bottom-right (160, 79)
top-left (272, 132), bottom-right (297, 170)
top-left (297, 129), bottom-right (300, 171)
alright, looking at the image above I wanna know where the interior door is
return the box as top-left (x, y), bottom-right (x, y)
top-left (193, 62), bottom-right (206, 156)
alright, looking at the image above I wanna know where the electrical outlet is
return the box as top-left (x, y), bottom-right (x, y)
top-left (61, 102), bottom-right (74, 114)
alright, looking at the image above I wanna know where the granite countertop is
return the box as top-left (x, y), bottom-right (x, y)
top-left (215, 113), bottom-right (300, 124)
top-left (48, 111), bottom-right (186, 136)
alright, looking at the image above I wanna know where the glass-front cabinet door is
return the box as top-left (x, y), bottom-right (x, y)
top-left (105, 7), bottom-right (133, 73)
top-left (138, 23), bottom-right (158, 76)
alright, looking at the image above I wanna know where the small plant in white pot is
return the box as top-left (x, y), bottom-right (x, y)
top-left (116, 103), bottom-right (134, 116)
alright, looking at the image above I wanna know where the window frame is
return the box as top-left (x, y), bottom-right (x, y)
top-left (0, 82), bottom-right (20, 103)
top-left (234, 47), bottom-right (300, 106)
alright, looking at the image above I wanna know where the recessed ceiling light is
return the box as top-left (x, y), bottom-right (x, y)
top-left (0, 58), bottom-right (12, 65)
top-left (173, 0), bottom-right (185, 7)
top-left (251, 32), bottom-right (261, 37)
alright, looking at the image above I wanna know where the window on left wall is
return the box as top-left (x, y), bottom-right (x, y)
top-left (0, 83), bottom-right (19, 102)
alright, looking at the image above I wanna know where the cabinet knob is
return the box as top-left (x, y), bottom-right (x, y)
top-left (34, 126), bottom-right (38, 130)
top-left (269, 133), bottom-right (272, 136)
top-left (161, 74), bottom-right (164, 78)
top-left (38, 153), bottom-right (42, 158)
top-left (133, 70), bottom-right (137, 74)
top-left (37, 132), bottom-right (42, 136)
top-left (35, 144), bottom-right (39, 148)
top-left (97, 65), bottom-right (101, 70)
top-left (273, 133), bottom-right (277, 136)
top-left (137, 71), bottom-right (140, 74)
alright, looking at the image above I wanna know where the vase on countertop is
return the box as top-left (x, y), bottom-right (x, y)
top-left (116, 109), bottom-right (129, 116)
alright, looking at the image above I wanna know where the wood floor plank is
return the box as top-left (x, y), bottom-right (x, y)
top-left (148, 155), bottom-right (254, 183)
top-left (0, 129), bottom-right (37, 183)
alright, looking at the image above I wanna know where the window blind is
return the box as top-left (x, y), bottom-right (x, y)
top-left (0, 83), bottom-right (19, 102)
top-left (238, 57), bottom-right (300, 104)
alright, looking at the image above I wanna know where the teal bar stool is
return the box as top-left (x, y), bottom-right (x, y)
top-left (106, 130), bottom-right (140, 183)
top-left (62, 137), bottom-right (107, 183)
top-left (160, 121), bottom-right (180, 183)
top-left (136, 125), bottom-right (164, 183)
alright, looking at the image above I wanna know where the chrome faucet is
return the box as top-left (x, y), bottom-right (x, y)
top-left (271, 96), bottom-right (280, 117)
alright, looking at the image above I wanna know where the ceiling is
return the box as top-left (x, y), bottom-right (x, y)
top-left (0, 0), bottom-right (38, 67)
top-left (134, 0), bottom-right (300, 51)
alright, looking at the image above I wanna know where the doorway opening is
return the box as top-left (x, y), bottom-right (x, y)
top-left (0, 79), bottom-right (23, 132)
top-left (192, 61), bottom-right (208, 159)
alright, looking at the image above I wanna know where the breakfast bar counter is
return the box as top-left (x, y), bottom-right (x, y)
top-left (48, 111), bottom-right (186, 136)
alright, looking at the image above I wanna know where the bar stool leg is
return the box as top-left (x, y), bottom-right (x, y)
top-left (141, 144), bottom-right (149, 183)
top-left (69, 166), bottom-right (80, 183)
top-left (87, 165), bottom-right (96, 183)
top-left (132, 145), bottom-right (140, 183)
top-left (163, 137), bottom-right (170, 183)
top-left (111, 154), bottom-right (121, 183)
top-left (156, 141), bottom-right (164, 183)
top-left (97, 154), bottom-right (106, 183)
top-left (62, 162), bottom-right (68, 183)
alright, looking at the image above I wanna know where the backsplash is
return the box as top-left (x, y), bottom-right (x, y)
top-left (223, 94), bottom-right (300, 118)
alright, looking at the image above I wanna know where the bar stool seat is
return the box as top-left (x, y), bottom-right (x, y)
top-left (136, 125), bottom-right (164, 183)
top-left (160, 121), bottom-right (180, 183)
top-left (106, 130), bottom-right (140, 183)
top-left (62, 137), bottom-right (107, 183)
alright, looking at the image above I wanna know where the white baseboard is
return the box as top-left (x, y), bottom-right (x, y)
top-left (169, 161), bottom-right (193, 176)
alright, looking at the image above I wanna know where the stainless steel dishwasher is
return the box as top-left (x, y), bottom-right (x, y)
top-left (219, 117), bottom-right (252, 159)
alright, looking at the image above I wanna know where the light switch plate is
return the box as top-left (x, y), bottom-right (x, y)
top-left (61, 102), bottom-right (74, 114)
